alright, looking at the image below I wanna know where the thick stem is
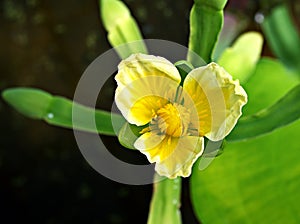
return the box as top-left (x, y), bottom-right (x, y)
top-left (147, 174), bottom-right (182, 224)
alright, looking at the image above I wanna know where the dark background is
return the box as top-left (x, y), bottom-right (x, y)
top-left (1, 0), bottom-right (299, 223)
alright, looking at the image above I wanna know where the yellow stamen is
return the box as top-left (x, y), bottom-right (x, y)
top-left (150, 103), bottom-right (190, 137)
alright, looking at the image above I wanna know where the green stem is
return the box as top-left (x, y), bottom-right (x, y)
top-left (188, 0), bottom-right (227, 65)
top-left (147, 175), bottom-right (182, 224)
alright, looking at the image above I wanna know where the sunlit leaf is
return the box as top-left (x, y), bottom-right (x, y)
top-left (228, 58), bottom-right (299, 142)
top-left (228, 84), bottom-right (300, 142)
top-left (100, 0), bottom-right (147, 59)
top-left (188, 0), bottom-right (227, 65)
top-left (242, 58), bottom-right (299, 116)
top-left (147, 175), bottom-right (182, 224)
top-left (191, 118), bottom-right (300, 224)
top-left (218, 32), bottom-right (263, 83)
top-left (2, 88), bottom-right (126, 136)
top-left (191, 56), bottom-right (300, 223)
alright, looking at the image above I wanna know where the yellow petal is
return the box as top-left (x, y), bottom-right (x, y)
top-left (184, 62), bottom-right (247, 141)
top-left (135, 133), bottom-right (204, 178)
top-left (155, 136), bottom-right (204, 178)
top-left (115, 76), bottom-right (180, 125)
top-left (115, 54), bottom-right (181, 126)
top-left (134, 132), bottom-right (166, 163)
top-left (135, 133), bottom-right (185, 164)
top-left (183, 73), bottom-right (212, 136)
top-left (115, 53), bottom-right (181, 92)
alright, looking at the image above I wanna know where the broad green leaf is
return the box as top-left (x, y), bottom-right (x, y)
top-left (242, 58), bottom-right (299, 116)
top-left (227, 58), bottom-right (299, 142)
top-left (261, 4), bottom-right (300, 71)
top-left (100, 0), bottom-right (147, 59)
top-left (188, 0), bottom-right (227, 64)
top-left (2, 88), bottom-right (126, 136)
top-left (218, 32), bottom-right (263, 83)
top-left (228, 84), bottom-right (300, 142)
top-left (147, 175), bottom-right (182, 224)
top-left (191, 118), bottom-right (300, 224)
top-left (191, 56), bottom-right (300, 223)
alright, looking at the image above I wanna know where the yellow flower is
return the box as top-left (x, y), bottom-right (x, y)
top-left (115, 53), bottom-right (247, 178)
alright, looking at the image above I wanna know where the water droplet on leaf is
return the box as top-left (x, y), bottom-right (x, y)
top-left (47, 113), bottom-right (54, 119)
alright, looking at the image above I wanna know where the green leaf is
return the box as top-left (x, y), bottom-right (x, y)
top-left (174, 60), bottom-right (194, 85)
top-left (261, 4), bottom-right (300, 71)
top-left (193, 0), bottom-right (227, 10)
top-left (202, 139), bottom-right (225, 158)
top-left (191, 118), bottom-right (300, 224)
top-left (242, 58), bottom-right (299, 116)
top-left (2, 88), bottom-right (52, 119)
top-left (188, 0), bottom-right (227, 64)
top-left (101, 0), bottom-right (129, 31)
top-left (2, 88), bottom-right (126, 136)
top-left (118, 122), bottom-right (144, 149)
top-left (100, 0), bottom-right (147, 59)
top-left (218, 32), bottom-right (263, 84)
top-left (147, 175), bottom-right (182, 224)
top-left (228, 84), bottom-right (300, 142)
top-left (191, 56), bottom-right (300, 223)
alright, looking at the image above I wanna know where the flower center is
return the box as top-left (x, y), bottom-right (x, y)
top-left (151, 103), bottom-right (190, 137)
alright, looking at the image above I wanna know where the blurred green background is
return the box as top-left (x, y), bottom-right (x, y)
top-left (1, 0), bottom-right (299, 223)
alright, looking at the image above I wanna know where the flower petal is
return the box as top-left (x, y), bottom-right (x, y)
top-left (135, 133), bottom-right (203, 178)
top-left (183, 73), bottom-right (212, 136)
top-left (135, 133), bottom-right (184, 164)
top-left (115, 54), bottom-right (181, 126)
top-left (115, 53), bottom-right (181, 92)
top-left (183, 62), bottom-right (247, 141)
top-left (155, 136), bottom-right (204, 178)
